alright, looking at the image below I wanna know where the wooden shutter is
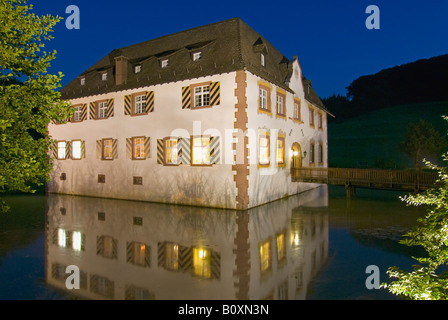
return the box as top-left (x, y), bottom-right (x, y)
top-left (178, 245), bottom-right (193, 272)
top-left (96, 140), bottom-right (102, 159)
top-left (89, 102), bottom-right (96, 119)
top-left (106, 98), bottom-right (114, 118)
top-left (126, 138), bottom-right (132, 159)
top-left (81, 141), bottom-right (86, 159)
top-left (181, 86), bottom-right (191, 109)
top-left (157, 139), bottom-right (164, 164)
top-left (178, 137), bottom-right (190, 165)
top-left (157, 242), bottom-right (166, 267)
top-left (65, 141), bottom-right (71, 159)
top-left (112, 139), bottom-right (118, 159)
top-left (51, 141), bottom-right (58, 159)
top-left (144, 137), bottom-right (151, 159)
top-left (145, 91), bottom-right (155, 113)
top-left (211, 250), bottom-right (221, 279)
top-left (209, 136), bottom-right (220, 164)
top-left (124, 95), bottom-right (132, 115)
top-left (210, 81), bottom-right (220, 106)
top-left (81, 103), bottom-right (87, 121)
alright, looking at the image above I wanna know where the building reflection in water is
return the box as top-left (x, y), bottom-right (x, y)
top-left (45, 186), bottom-right (329, 300)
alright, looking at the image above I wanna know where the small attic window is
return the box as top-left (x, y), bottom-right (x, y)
top-left (101, 72), bottom-right (107, 81)
top-left (161, 59), bottom-right (169, 68)
top-left (135, 65), bottom-right (142, 74)
top-left (261, 53), bottom-right (266, 67)
top-left (192, 51), bottom-right (202, 61)
top-left (80, 77), bottom-right (85, 85)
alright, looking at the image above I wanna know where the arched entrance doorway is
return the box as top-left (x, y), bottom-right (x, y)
top-left (291, 142), bottom-right (302, 169)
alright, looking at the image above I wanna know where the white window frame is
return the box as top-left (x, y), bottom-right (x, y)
top-left (193, 85), bottom-right (210, 108)
top-left (73, 106), bottom-right (82, 122)
top-left (294, 101), bottom-right (300, 120)
top-left (165, 138), bottom-right (178, 165)
top-left (98, 101), bottom-right (107, 119)
top-left (192, 51), bottom-right (202, 61)
top-left (101, 72), bottom-right (107, 81)
top-left (133, 137), bottom-right (145, 159)
top-left (261, 53), bottom-right (265, 67)
top-left (57, 141), bottom-right (66, 160)
top-left (134, 65), bottom-right (142, 74)
top-left (161, 59), bottom-right (169, 68)
top-left (134, 95), bottom-right (146, 114)
top-left (276, 95), bottom-right (284, 115)
top-left (191, 136), bottom-right (210, 165)
top-left (80, 77), bottom-right (85, 85)
top-left (102, 139), bottom-right (113, 160)
top-left (72, 140), bottom-right (82, 160)
top-left (259, 88), bottom-right (268, 110)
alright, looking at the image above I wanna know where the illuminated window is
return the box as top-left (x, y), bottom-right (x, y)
top-left (133, 242), bottom-right (146, 266)
top-left (193, 247), bottom-right (211, 278)
top-left (134, 95), bottom-right (146, 114)
top-left (98, 101), bottom-right (107, 119)
top-left (165, 139), bottom-right (178, 164)
top-left (57, 141), bottom-right (66, 160)
top-left (102, 139), bottom-right (113, 160)
top-left (135, 65), bottom-right (142, 73)
top-left (259, 135), bottom-right (270, 166)
top-left (72, 140), bottom-right (82, 160)
top-left (276, 138), bottom-right (285, 165)
top-left (133, 137), bottom-right (145, 159)
top-left (58, 228), bottom-right (67, 247)
top-left (72, 231), bottom-right (82, 251)
top-left (101, 72), bottom-right (107, 81)
top-left (276, 233), bottom-right (286, 262)
top-left (165, 243), bottom-right (179, 270)
top-left (192, 137), bottom-right (210, 165)
top-left (102, 236), bottom-right (115, 258)
top-left (194, 85), bottom-right (210, 108)
top-left (259, 240), bottom-right (271, 272)
top-left (80, 77), bottom-right (85, 85)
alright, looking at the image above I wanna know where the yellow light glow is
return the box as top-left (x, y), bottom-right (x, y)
top-left (72, 231), bottom-right (82, 251)
top-left (293, 151), bottom-right (299, 156)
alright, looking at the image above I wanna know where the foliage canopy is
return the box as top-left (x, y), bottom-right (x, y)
top-left (383, 116), bottom-right (448, 299)
top-left (0, 0), bottom-right (72, 211)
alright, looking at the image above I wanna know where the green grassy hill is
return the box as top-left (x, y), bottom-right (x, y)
top-left (328, 101), bottom-right (448, 169)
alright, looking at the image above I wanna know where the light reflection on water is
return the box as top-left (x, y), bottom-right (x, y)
top-left (0, 186), bottom-right (425, 300)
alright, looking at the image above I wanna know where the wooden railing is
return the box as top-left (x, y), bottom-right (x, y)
top-left (291, 167), bottom-right (439, 192)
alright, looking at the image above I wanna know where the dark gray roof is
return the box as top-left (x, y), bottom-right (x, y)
top-left (60, 18), bottom-right (327, 112)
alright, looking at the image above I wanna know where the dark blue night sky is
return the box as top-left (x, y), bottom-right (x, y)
top-left (32, 0), bottom-right (448, 98)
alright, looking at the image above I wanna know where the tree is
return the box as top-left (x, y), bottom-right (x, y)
top-left (0, 0), bottom-right (72, 212)
top-left (399, 119), bottom-right (446, 171)
top-left (383, 116), bottom-right (448, 300)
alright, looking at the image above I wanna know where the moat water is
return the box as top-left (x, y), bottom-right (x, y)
top-left (0, 186), bottom-right (426, 300)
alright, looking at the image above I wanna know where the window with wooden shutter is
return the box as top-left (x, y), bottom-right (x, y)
top-left (101, 138), bottom-right (117, 160)
top-left (71, 140), bottom-right (84, 160)
top-left (126, 241), bottom-right (150, 267)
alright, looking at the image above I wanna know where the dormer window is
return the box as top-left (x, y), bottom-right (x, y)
top-left (261, 53), bottom-right (265, 67)
top-left (135, 65), bottom-right (142, 74)
top-left (101, 72), bottom-right (107, 81)
top-left (161, 59), bottom-right (169, 68)
top-left (80, 77), bottom-right (85, 85)
top-left (192, 51), bottom-right (202, 61)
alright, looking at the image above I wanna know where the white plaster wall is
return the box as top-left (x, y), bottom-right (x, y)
top-left (48, 72), bottom-right (238, 209)
top-left (246, 65), bottom-right (329, 208)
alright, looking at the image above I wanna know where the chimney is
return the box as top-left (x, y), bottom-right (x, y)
top-left (115, 56), bottom-right (128, 85)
